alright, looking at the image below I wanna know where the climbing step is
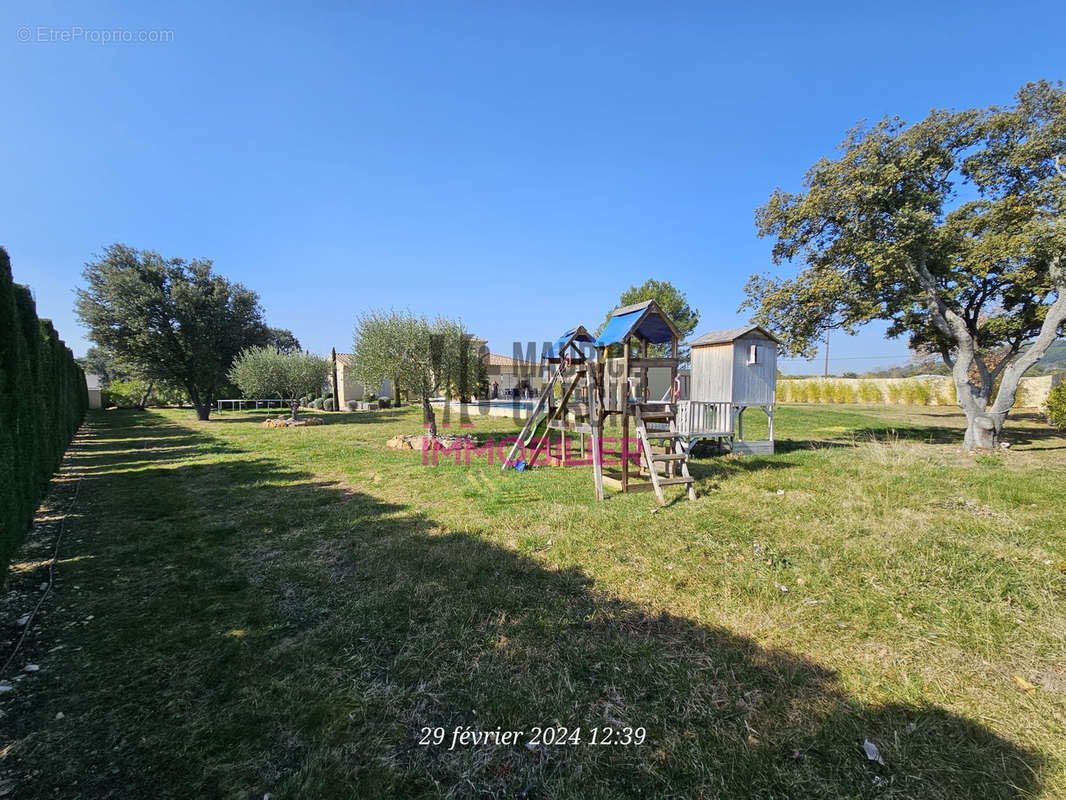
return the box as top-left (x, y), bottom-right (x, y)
top-left (638, 412), bottom-right (675, 421)
top-left (632, 403), bottom-right (696, 506)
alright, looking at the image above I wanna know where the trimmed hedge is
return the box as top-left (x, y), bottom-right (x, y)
top-left (0, 247), bottom-right (88, 582)
top-left (1046, 381), bottom-right (1066, 427)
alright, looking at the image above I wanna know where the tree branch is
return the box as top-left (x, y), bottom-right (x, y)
top-left (907, 257), bottom-right (989, 400)
top-left (991, 256), bottom-right (1066, 413)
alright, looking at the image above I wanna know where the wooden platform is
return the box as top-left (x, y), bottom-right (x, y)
top-left (731, 440), bottom-right (774, 455)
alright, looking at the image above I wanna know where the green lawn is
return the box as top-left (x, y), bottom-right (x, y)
top-left (2, 403), bottom-right (1064, 798)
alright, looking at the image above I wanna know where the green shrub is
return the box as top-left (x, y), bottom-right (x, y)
top-left (105, 379), bottom-right (148, 408)
top-left (1045, 382), bottom-right (1066, 427)
top-left (938, 380), bottom-right (957, 406)
top-left (312, 398), bottom-right (324, 410)
top-left (324, 398), bottom-right (335, 411)
top-left (903, 380), bottom-right (932, 405)
top-left (149, 383), bottom-right (187, 407)
top-left (815, 380), bottom-right (833, 404)
top-left (858, 380), bottom-right (881, 403)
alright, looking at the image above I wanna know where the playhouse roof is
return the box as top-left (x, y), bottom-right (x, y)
top-left (545, 325), bottom-right (595, 359)
top-left (594, 300), bottom-right (681, 347)
top-left (689, 324), bottom-right (782, 347)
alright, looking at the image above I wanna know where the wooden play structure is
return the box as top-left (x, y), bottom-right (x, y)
top-left (503, 302), bottom-right (698, 505)
top-left (592, 300), bottom-right (697, 503)
top-left (502, 308), bottom-right (780, 504)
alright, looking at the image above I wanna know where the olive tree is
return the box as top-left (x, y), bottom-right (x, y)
top-left (351, 309), bottom-right (481, 437)
top-left (228, 347), bottom-right (330, 420)
top-left (744, 81), bottom-right (1065, 448)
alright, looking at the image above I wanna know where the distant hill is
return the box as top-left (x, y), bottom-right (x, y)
top-left (850, 338), bottom-right (1066, 379)
top-left (1039, 339), bottom-right (1066, 369)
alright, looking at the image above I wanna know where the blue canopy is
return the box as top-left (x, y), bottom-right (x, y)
top-left (544, 327), bottom-right (594, 359)
top-left (594, 309), bottom-right (676, 347)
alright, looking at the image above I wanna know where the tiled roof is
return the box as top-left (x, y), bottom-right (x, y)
top-left (486, 353), bottom-right (538, 368)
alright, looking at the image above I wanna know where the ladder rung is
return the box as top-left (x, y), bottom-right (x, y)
top-left (638, 412), bottom-right (675, 421)
top-left (656, 476), bottom-right (694, 486)
top-left (645, 431), bottom-right (681, 438)
top-left (651, 453), bottom-right (686, 461)
top-left (547, 421), bottom-right (593, 434)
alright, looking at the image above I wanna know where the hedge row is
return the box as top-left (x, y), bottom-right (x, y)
top-left (0, 247), bottom-right (88, 582)
top-left (777, 377), bottom-right (957, 406)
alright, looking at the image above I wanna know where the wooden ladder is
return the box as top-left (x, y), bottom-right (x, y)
top-left (502, 362), bottom-right (568, 470)
top-left (632, 402), bottom-right (696, 505)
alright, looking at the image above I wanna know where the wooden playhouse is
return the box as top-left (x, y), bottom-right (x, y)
top-left (685, 324), bottom-right (780, 455)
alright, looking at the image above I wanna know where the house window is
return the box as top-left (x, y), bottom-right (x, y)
top-left (747, 344), bottom-right (759, 365)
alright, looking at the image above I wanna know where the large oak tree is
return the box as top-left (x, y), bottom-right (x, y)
top-left (76, 244), bottom-right (268, 420)
top-left (744, 81), bottom-right (1066, 448)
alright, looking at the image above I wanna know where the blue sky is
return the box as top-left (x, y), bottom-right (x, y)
top-left (3, 1), bottom-right (1063, 373)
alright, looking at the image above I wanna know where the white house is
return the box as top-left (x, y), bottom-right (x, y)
top-left (484, 353), bottom-right (542, 398)
top-left (86, 373), bottom-right (103, 409)
top-left (332, 354), bottom-right (392, 408)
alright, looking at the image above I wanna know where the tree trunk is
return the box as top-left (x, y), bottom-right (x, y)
top-left (962, 407), bottom-right (1004, 450)
top-left (953, 370), bottom-right (996, 450)
top-left (290, 399), bottom-right (300, 421)
top-left (138, 381), bottom-right (154, 409)
top-left (188, 385), bottom-right (211, 421)
top-left (422, 392), bottom-right (437, 438)
top-left (330, 348), bottom-right (340, 412)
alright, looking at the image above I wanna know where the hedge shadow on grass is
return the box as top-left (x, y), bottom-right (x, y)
top-left (2, 410), bottom-right (1045, 799)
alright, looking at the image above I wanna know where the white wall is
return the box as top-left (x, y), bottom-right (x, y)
top-left (731, 335), bottom-right (777, 406)
top-left (690, 345), bottom-right (733, 402)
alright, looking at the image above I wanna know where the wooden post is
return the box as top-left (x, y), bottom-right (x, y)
top-left (330, 348), bottom-right (340, 411)
top-left (588, 360), bottom-right (604, 500)
top-left (641, 338), bottom-right (649, 403)
top-left (622, 339), bottom-right (630, 492)
top-left (669, 334), bottom-right (678, 477)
